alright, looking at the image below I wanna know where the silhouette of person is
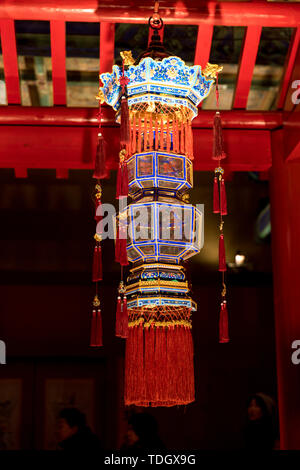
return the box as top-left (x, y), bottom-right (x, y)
top-left (121, 412), bottom-right (165, 451)
top-left (57, 407), bottom-right (101, 451)
top-left (244, 393), bottom-right (279, 449)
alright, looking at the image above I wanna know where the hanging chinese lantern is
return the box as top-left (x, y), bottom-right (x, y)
top-left (96, 6), bottom-right (223, 406)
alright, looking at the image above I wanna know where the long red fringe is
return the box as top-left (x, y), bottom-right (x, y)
top-left (219, 302), bottom-right (229, 343)
top-left (124, 324), bottom-right (195, 407)
top-left (219, 234), bottom-right (227, 272)
top-left (90, 308), bottom-right (103, 347)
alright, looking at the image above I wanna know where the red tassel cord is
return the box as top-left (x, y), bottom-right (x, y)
top-left (213, 112), bottom-right (226, 160)
top-left (220, 178), bottom-right (227, 216)
top-left (90, 296), bottom-right (103, 347)
top-left (219, 301), bottom-right (229, 343)
top-left (219, 234), bottom-right (227, 272)
top-left (213, 176), bottom-right (220, 214)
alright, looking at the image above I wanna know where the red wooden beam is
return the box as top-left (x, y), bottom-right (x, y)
top-left (0, 19), bottom-right (21, 104)
top-left (277, 27), bottom-right (300, 111)
top-left (0, 125), bottom-right (272, 172)
top-left (282, 31), bottom-right (300, 161)
top-left (233, 26), bottom-right (262, 109)
top-left (100, 23), bottom-right (115, 74)
top-left (0, 106), bottom-right (282, 129)
top-left (0, 2), bottom-right (299, 27)
top-left (50, 20), bottom-right (66, 105)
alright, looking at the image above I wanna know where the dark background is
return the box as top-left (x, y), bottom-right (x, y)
top-left (0, 169), bottom-right (276, 449)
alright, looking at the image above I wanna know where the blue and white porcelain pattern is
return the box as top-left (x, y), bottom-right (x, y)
top-left (100, 56), bottom-right (214, 118)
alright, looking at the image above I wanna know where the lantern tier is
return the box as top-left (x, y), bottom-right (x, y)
top-left (128, 151), bottom-right (193, 199)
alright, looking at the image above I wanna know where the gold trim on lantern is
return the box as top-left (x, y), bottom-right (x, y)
top-left (202, 63), bottom-right (223, 79)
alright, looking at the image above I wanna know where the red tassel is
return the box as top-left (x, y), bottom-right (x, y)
top-left (115, 222), bottom-right (128, 266)
top-left (145, 325), bottom-right (155, 402)
top-left (115, 296), bottom-right (122, 337)
top-left (121, 296), bottom-right (128, 338)
top-left (121, 162), bottom-right (128, 197)
top-left (136, 324), bottom-right (145, 402)
top-left (220, 178), bottom-right (227, 216)
top-left (213, 176), bottom-right (220, 214)
top-left (213, 112), bottom-right (226, 160)
top-left (116, 161), bottom-right (128, 199)
top-left (92, 243), bottom-right (103, 282)
top-left (219, 234), bottom-right (227, 272)
top-left (219, 301), bottom-right (229, 343)
top-left (93, 134), bottom-right (107, 179)
top-left (90, 308), bottom-right (103, 347)
top-left (120, 96), bottom-right (130, 147)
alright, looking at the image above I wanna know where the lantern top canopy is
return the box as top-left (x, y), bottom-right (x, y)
top-left (99, 56), bottom-right (219, 119)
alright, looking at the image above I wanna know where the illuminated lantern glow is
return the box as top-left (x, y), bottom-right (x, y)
top-left (97, 8), bottom-right (221, 406)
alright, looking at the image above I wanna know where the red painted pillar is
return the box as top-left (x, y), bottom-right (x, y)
top-left (270, 129), bottom-right (300, 449)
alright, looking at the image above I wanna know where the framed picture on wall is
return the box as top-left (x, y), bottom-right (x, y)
top-left (44, 378), bottom-right (95, 450)
top-left (0, 378), bottom-right (22, 450)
